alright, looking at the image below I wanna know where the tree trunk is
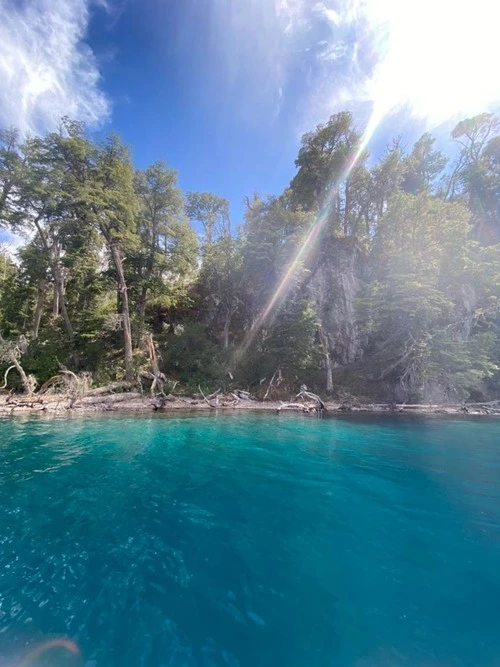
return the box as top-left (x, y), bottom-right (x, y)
top-left (318, 324), bottom-right (333, 393)
top-left (223, 308), bottom-right (231, 349)
top-left (0, 334), bottom-right (33, 395)
top-left (109, 242), bottom-right (134, 381)
top-left (344, 180), bottom-right (350, 236)
top-left (52, 282), bottom-right (59, 317)
top-left (33, 220), bottom-right (73, 339)
top-left (53, 270), bottom-right (73, 337)
top-left (33, 279), bottom-right (47, 339)
top-left (7, 358), bottom-right (31, 394)
top-left (135, 285), bottom-right (148, 348)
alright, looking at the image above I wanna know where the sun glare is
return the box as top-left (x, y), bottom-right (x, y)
top-left (364, 0), bottom-right (500, 122)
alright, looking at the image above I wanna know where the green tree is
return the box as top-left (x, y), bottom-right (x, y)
top-left (289, 111), bottom-right (369, 236)
top-left (78, 135), bottom-right (139, 380)
top-left (402, 132), bottom-right (447, 194)
top-left (132, 162), bottom-right (196, 345)
top-left (364, 192), bottom-right (499, 400)
top-left (186, 192), bottom-right (231, 243)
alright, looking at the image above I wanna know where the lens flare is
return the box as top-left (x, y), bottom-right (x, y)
top-left (19, 638), bottom-right (80, 666)
top-left (237, 103), bottom-right (384, 359)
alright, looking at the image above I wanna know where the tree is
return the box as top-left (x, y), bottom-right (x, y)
top-left (447, 113), bottom-right (500, 243)
top-left (370, 140), bottom-right (407, 220)
top-left (197, 235), bottom-right (242, 348)
top-left (0, 131), bottom-right (77, 338)
top-left (456, 130), bottom-right (500, 243)
top-left (241, 194), bottom-right (312, 326)
top-left (79, 135), bottom-right (139, 380)
top-left (363, 192), bottom-right (499, 401)
top-left (289, 111), bottom-right (369, 236)
top-left (402, 133), bottom-right (447, 194)
top-left (239, 297), bottom-right (320, 390)
top-left (132, 162), bottom-right (196, 345)
top-left (0, 128), bottom-right (21, 220)
top-left (185, 192), bottom-right (231, 243)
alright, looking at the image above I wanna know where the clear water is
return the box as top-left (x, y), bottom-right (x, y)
top-left (0, 413), bottom-right (499, 666)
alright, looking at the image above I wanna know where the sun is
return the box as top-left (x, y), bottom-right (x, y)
top-left (363, 0), bottom-right (500, 123)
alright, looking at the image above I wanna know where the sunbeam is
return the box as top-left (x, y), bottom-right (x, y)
top-left (236, 101), bottom-right (385, 360)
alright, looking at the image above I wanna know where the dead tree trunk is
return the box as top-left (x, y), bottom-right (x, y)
top-left (264, 367), bottom-right (281, 400)
top-left (143, 333), bottom-right (167, 396)
top-left (135, 284), bottom-right (148, 348)
top-left (109, 241), bottom-right (134, 381)
top-left (318, 324), bottom-right (333, 393)
top-left (33, 279), bottom-right (47, 339)
top-left (0, 334), bottom-right (35, 395)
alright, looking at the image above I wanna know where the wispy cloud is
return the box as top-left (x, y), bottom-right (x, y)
top-left (0, 0), bottom-right (110, 135)
top-left (212, 0), bottom-right (500, 136)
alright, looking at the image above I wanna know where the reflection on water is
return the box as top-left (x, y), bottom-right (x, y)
top-left (0, 413), bottom-right (499, 666)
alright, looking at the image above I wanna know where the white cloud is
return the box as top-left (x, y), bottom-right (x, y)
top-left (0, 0), bottom-right (110, 136)
top-left (214, 0), bottom-right (500, 139)
top-left (291, 0), bottom-right (500, 133)
top-left (314, 3), bottom-right (341, 26)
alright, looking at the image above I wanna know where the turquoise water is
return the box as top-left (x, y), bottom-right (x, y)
top-left (0, 413), bottom-right (499, 666)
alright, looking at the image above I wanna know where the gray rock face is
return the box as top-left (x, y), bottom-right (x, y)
top-left (305, 237), bottom-right (365, 367)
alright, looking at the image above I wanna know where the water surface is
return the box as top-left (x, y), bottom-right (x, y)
top-left (0, 413), bottom-right (499, 666)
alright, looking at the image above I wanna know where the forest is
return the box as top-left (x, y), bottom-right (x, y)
top-left (0, 111), bottom-right (499, 404)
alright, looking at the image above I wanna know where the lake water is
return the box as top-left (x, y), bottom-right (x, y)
top-left (0, 413), bottom-right (499, 666)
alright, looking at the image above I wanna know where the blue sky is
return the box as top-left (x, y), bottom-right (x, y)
top-left (1, 0), bottom-right (499, 231)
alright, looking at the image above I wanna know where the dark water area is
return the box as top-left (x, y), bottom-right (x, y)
top-left (0, 413), bottom-right (499, 666)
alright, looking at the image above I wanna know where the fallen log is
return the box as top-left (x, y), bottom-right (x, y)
top-left (277, 402), bottom-right (308, 412)
top-left (74, 392), bottom-right (143, 406)
top-left (198, 385), bottom-right (219, 408)
top-left (85, 381), bottom-right (135, 396)
top-left (234, 390), bottom-right (253, 401)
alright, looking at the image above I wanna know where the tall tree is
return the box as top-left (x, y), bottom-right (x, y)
top-left (186, 192), bottom-right (231, 243)
top-left (449, 114), bottom-right (500, 243)
top-left (289, 111), bottom-right (368, 235)
top-left (402, 132), bottom-right (447, 194)
top-left (133, 161), bottom-right (195, 345)
top-left (0, 132), bottom-right (76, 338)
top-left (81, 135), bottom-right (139, 380)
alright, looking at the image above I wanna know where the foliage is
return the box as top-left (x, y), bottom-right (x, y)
top-left (0, 112), bottom-right (499, 403)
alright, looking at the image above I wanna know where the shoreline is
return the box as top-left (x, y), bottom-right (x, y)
top-left (0, 394), bottom-right (498, 417)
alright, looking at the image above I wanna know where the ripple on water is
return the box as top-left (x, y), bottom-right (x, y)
top-left (0, 413), bottom-right (499, 666)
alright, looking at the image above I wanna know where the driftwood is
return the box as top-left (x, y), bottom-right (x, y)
top-left (86, 381), bottom-right (135, 396)
top-left (296, 384), bottom-right (327, 412)
top-left (198, 385), bottom-right (219, 408)
top-left (152, 394), bottom-right (183, 410)
top-left (75, 392), bottom-right (142, 406)
top-left (1, 365), bottom-right (17, 390)
top-left (207, 388), bottom-right (221, 400)
top-left (277, 402), bottom-right (308, 412)
top-left (234, 389), bottom-right (253, 401)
